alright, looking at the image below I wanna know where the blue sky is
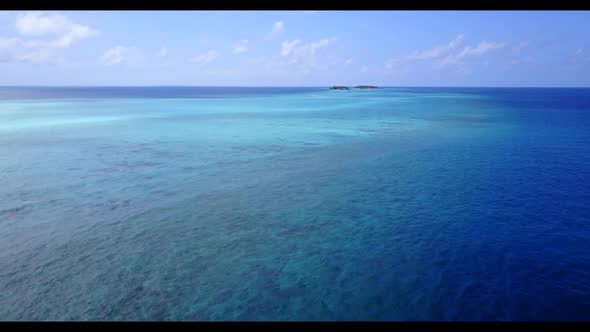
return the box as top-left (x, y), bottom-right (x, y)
top-left (0, 10), bottom-right (589, 86)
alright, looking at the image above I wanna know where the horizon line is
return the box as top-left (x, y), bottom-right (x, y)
top-left (0, 85), bottom-right (589, 89)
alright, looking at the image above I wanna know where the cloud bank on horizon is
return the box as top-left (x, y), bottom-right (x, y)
top-left (0, 10), bottom-right (589, 86)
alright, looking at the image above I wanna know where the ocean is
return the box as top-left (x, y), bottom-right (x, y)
top-left (1, 86), bottom-right (590, 320)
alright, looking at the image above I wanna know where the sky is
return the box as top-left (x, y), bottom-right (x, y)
top-left (0, 10), bottom-right (589, 87)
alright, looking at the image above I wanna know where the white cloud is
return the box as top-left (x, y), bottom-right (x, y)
top-left (457, 41), bottom-right (505, 58)
top-left (439, 41), bottom-right (505, 68)
top-left (281, 40), bottom-right (300, 57)
top-left (310, 38), bottom-right (333, 51)
top-left (233, 39), bottom-right (249, 54)
top-left (408, 35), bottom-right (464, 60)
top-left (101, 46), bottom-right (145, 66)
top-left (16, 11), bottom-right (98, 48)
top-left (280, 38), bottom-right (336, 69)
top-left (190, 49), bottom-right (218, 64)
top-left (280, 38), bottom-right (335, 58)
top-left (407, 35), bottom-right (505, 70)
top-left (156, 47), bottom-right (168, 57)
top-left (101, 46), bottom-right (125, 65)
top-left (0, 11), bottom-right (98, 64)
top-left (267, 37), bottom-right (337, 74)
top-left (267, 21), bottom-right (284, 39)
top-left (16, 11), bottom-right (70, 36)
top-left (344, 58), bottom-right (353, 65)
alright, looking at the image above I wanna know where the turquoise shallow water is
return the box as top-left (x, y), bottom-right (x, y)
top-left (1, 87), bottom-right (590, 320)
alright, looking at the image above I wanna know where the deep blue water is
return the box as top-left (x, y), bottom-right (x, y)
top-left (1, 87), bottom-right (590, 320)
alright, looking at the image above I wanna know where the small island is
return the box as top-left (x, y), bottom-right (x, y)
top-left (354, 86), bottom-right (380, 89)
top-left (329, 86), bottom-right (380, 90)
